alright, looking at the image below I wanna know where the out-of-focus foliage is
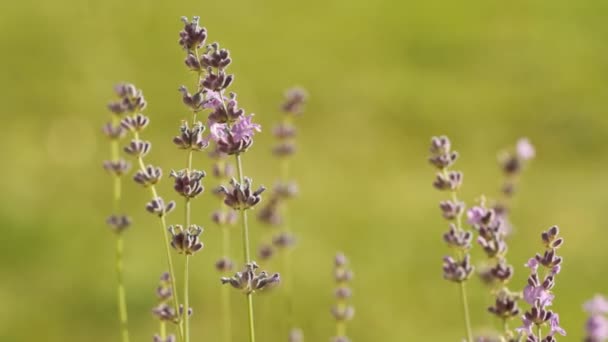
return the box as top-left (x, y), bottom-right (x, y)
top-left (1, 0), bottom-right (608, 340)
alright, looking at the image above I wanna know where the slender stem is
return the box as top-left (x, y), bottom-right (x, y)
top-left (235, 153), bottom-right (256, 342)
top-left (220, 214), bottom-right (233, 342)
top-left (184, 255), bottom-right (190, 342)
top-left (132, 132), bottom-right (184, 341)
top-left (459, 282), bottom-right (473, 342)
top-left (115, 235), bottom-right (130, 342)
top-left (537, 325), bottom-right (542, 341)
top-left (160, 321), bottom-right (167, 339)
top-left (110, 116), bottom-right (130, 342)
top-left (337, 321), bottom-right (346, 337)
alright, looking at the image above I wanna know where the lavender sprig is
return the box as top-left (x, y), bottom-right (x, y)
top-left (428, 135), bottom-right (474, 342)
top-left (117, 83), bottom-right (183, 341)
top-left (583, 295), bottom-right (608, 342)
top-left (176, 16), bottom-right (215, 342)
top-left (185, 16), bottom-right (274, 342)
top-left (104, 86), bottom-right (133, 342)
top-left (331, 253), bottom-right (354, 342)
top-left (517, 226), bottom-right (566, 341)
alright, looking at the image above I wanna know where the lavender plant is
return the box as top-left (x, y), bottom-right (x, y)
top-left (104, 88), bottom-right (134, 342)
top-left (115, 84), bottom-right (183, 340)
top-left (174, 17), bottom-right (216, 341)
top-left (517, 226), bottom-right (566, 341)
top-left (428, 135), bottom-right (474, 342)
top-left (256, 87), bottom-right (307, 339)
top-left (176, 16), bottom-right (280, 342)
top-left (331, 253), bottom-right (354, 342)
top-left (583, 295), bottom-right (608, 342)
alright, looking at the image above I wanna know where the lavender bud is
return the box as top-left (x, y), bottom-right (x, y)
top-left (178, 16), bottom-right (207, 51)
top-left (178, 86), bottom-right (203, 110)
top-left (281, 87), bottom-right (308, 115)
top-left (273, 142), bottom-right (297, 157)
top-left (439, 200), bottom-right (464, 220)
top-left (273, 122), bottom-right (297, 139)
top-left (220, 262), bottom-right (280, 294)
top-left (121, 113), bottom-right (150, 132)
top-left (274, 181), bottom-right (299, 199)
top-left (134, 165), bottom-right (163, 186)
top-left (257, 199), bottom-right (282, 226)
top-left (153, 334), bottom-right (176, 342)
top-left (201, 68), bottom-right (234, 92)
top-left (258, 244), bottom-right (275, 260)
top-left (173, 121), bottom-right (209, 151)
top-left (218, 177), bottom-right (266, 210)
top-left (146, 197), bottom-right (176, 217)
top-left (201, 42), bottom-right (232, 69)
top-left (106, 215), bottom-right (132, 233)
top-left (169, 224), bottom-right (204, 255)
top-left (442, 255), bottom-right (474, 283)
top-left (331, 305), bottom-right (355, 321)
top-left (170, 169), bottom-right (206, 199)
top-left (124, 139), bottom-right (151, 157)
top-left (335, 287), bottom-right (352, 300)
top-left (102, 122), bottom-right (126, 139)
top-left (215, 257), bottom-right (234, 273)
top-left (152, 303), bottom-right (177, 322)
top-left (103, 159), bottom-right (132, 176)
top-left (433, 171), bottom-right (463, 191)
top-left (272, 232), bottom-right (296, 249)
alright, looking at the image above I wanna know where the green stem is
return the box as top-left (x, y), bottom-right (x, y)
top-left (115, 235), bottom-right (130, 342)
top-left (460, 282), bottom-right (473, 342)
top-left (235, 153), bottom-right (256, 342)
top-left (220, 216), bottom-right (233, 342)
top-left (110, 116), bottom-right (130, 342)
top-left (160, 321), bottom-right (167, 339)
top-left (184, 255), bottom-right (190, 342)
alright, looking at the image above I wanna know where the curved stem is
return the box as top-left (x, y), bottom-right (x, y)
top-left (234, 153), bottom-right (256, 342)
top-left (132, 147), bottom-right (184, 341)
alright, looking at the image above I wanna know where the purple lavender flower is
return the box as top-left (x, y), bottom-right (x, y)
top-left (466, 206), bottom-right (486, 225)
top-left (207, 115), bottom-right (261, 155)
top-left (517, 226), bottom-right (566, 340)
top-left (220, 262), bottom-right (280, 293)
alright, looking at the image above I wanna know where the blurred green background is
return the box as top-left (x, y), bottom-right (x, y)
top-left (2, 0), bottom-right (608, 340)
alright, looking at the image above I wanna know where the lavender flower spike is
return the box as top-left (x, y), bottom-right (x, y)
top-left (518, 226), bottom-right (566, 340)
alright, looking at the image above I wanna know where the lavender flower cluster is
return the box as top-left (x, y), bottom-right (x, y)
top-left (331, 253), bottom-right (355, 342)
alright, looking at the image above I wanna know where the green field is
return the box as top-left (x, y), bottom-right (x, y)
top-left (2, 0), bottom-right (608, 340)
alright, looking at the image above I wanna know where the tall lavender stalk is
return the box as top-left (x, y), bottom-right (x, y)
top-left (210, 150), bottom-right (237, 342)
top-left (256, 87), bottom-right (307, 339)
top-left (331, 253), bottom-right (354, 342)
top-left (178, 16), bottom-right (280, 342)
top-left (428, 136), bottom-right (474, 342)
top-left (517, 226), bottom-right (566, 341)
top-left (104, 91), bottom-right (133, 342)
top-left (115, 84), bottom-right (183, 340)
top-left (175, 17), bottom-right (213, 342)
top-left (583, 295), bottom-right (608, 342)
